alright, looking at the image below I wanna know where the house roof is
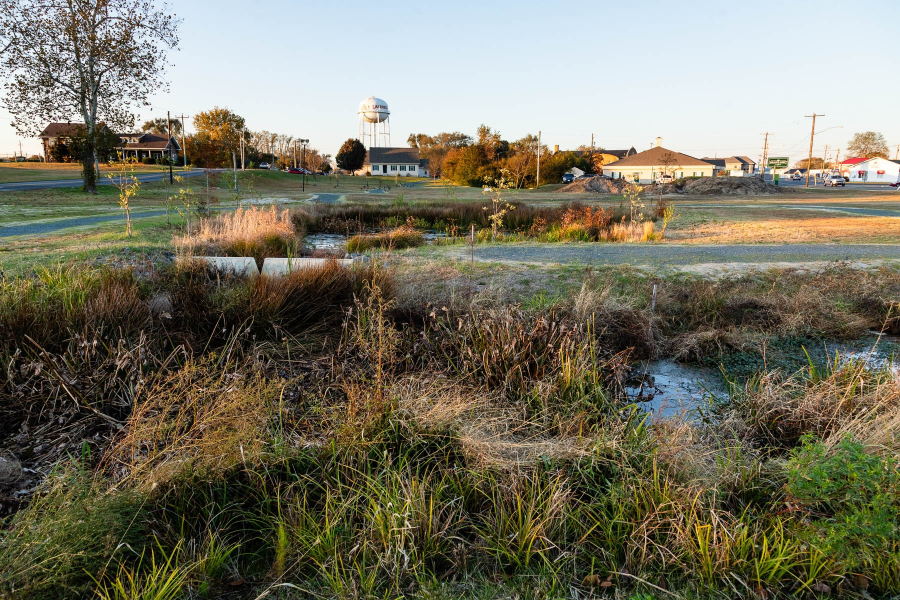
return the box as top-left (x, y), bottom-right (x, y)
top-left (123, 134), bottom-right (179, 150)
top-left (603, 146), bottom-right (714, 169)
top-left (840, 157), bottom-right (867, 165)
top-left (701, 156), bottom-right (757, 168)
top-left (365, 147), bottom-right (420, 164)
top-left (38, 122), bottom-right (100, 138)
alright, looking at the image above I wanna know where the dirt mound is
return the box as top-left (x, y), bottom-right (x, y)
top-left (651, 176), bottom-right (788, 196)
top-left (559, 176), bottom-right (631, 194)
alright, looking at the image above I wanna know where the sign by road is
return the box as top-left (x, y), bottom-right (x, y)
top-left (767, 157), bottom-right (789, 169)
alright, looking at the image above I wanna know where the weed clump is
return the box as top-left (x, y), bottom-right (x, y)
top-left (175, 205), bottom-right (299, 264)
top-left (346, 226), bottom-right (424, 253)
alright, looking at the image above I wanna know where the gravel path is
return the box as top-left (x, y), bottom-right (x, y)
top-left (0, 210), bottom-right (167, 238)
top-left (457, 243), bottom-right (900, 267)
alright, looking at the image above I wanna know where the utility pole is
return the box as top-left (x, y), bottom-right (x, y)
top-left (240, 128), bottom-right (245, 170)
top-left (822, 144), bottom-right (829, 177)
top-left (804, 113), bottom-right (823, 188)
top-left (760, 132), bottom-right (770, 179)
top-left (895, 145), bottom-right (899, 160)
top-left (173, 114), bottom-right (189, 167)
top-left (590, 133), bottom-right (594, 169)
top-left (293, 140), bottom-right (297, 169)
top-left (167, 111), bottom-right (174, 184)
top-left (536, 130), bottom-right (541, 188)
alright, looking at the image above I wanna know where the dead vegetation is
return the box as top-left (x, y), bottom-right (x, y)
top-left (1, 261), bottom-right (900, 599)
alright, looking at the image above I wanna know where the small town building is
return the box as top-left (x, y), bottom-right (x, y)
top-left (119, 133), bottom-right (181, 163)
top-left (840, 157), bottom-right (900, 183)
top-left (602, 146), bottom-right (715, 184)
top-left (38, 122), bottom-right (115, 162)
top-left (38, 122), bottom-right (180, 163)
top-left (358, 147), bottom-right (429, 177)
top-left (701, 156), bottom-right (757, 176)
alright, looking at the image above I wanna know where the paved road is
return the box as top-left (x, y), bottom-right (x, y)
top-left (463, 243), bottom-right (900, 267)
top-left (775, 178), bottom-right (897, 192)
top-left (0, 169), bottom-right (218, 192)
top-left (0, 210), bottom-right (168, 238)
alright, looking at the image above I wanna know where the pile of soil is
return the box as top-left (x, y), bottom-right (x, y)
top-left (561, 175), bottom-right (788, 196)
top-left (652, 177), bottom-right (788, 196)
top-left (559, 176), bottom-right (631, 194)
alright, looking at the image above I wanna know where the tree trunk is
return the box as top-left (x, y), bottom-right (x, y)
top-left (81, 138), bottom-right (97, 193)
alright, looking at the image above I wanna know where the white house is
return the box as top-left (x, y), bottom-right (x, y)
top-left (358, 147), bottom-right (429, 177)
top-left (701, 156), bottom-right (757, 176)
top-left (842, 157), bottom-right (900, 183)
top-left (602, 146), bottom-right (716, 184)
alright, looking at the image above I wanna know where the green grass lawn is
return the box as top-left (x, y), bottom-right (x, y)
top-left (0, 161), bottom-right (186, 183)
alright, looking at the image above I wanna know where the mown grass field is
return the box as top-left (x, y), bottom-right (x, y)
top-left (0, 161), bottom-right (187, 183)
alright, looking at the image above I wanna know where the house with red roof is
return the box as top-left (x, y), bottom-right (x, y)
top-left (839, 157), bottom-right (900, 183)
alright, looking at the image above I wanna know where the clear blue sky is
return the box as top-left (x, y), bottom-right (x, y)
top-left (4, 0), bottom-right (899, 165)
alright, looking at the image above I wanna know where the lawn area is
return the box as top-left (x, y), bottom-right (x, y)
top-left (4, 174), bottom-right (900, 277)
top-left (0, 161), bottom-right (181, 183)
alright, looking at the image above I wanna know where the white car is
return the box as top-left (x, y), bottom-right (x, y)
top-left (824, 175), bottom-right (846, 187)
top-left (656, 174), bottom-right (674, 184)
top-left (259, 162), bottom-right (270, 169)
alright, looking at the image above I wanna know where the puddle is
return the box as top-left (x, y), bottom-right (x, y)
top-left (626, 360), bottom-right (727, 420)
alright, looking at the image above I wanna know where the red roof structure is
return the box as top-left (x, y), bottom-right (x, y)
top-left (840, 157), bottom-right (867, 166)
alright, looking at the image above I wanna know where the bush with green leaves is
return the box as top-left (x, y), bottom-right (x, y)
top-left (786, 435), bottom-right (900, 587)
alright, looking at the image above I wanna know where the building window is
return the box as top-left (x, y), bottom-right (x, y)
top-left (409, 165), bottom-right (416, 172)
top-left (399, 165), bottom-right (406, 171)
top-left (389, 165), bottom-right (396, 171)
top-left (372, 165), bottom-right (379, 172)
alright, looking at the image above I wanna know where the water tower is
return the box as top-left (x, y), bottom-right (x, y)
top-left (358, 96), bottom-right (390, 148)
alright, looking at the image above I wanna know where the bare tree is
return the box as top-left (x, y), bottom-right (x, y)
top-left (0, 0), bottom-right (180, 193)
top-left (657, 152), bottom-right (681, 180)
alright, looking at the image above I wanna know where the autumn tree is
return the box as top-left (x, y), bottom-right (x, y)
top-left (795, 157), bottom-right (828, 170)
top-left (504, 134), bottom-right (539, 188)
top-left (846, 131), bottom-right (889, 159)
top-left (335, 138), bottom-right (366, 173)
top-left (142, 117), bottom-right (182, 135)
top-left (193, 107), bottom-right (247, 167)
top-left (0, 0), bottom-right (179, 193)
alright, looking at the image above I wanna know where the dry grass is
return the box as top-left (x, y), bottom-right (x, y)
top-left (672, 215), bottom-right (900, 244)
top-left (175, 205), bottom-right (299, 263)
top-left (105, 357), bottom-right (281, 488)
top-left (727, 354), bottom-right (900, 451)
top-left (346, 226), bottom-right (424, 253)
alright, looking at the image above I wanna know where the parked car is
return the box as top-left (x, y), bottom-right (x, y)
top-left (656, 174), bottom-right (674, 184)
top-left (889, 180), bottom-right (900, 188)
top-left (258, 162), bottom-right (270, 169)
top-left (790, 173), bottom-right (802, 181)
top-left (561, 173), bottom-right (575, 184)
top-left (824, 175), bottom-right (846, 187)
top-left (288, 167), bottom-right (304, 175)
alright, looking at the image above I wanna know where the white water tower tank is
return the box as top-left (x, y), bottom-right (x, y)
top-left (358, 97), bottom-right (390, 123)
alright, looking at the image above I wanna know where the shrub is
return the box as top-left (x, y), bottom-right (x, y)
top-left (347, 226), bottom-right (424, 253)
top-left (787, 435), bottom-right (900, 591)
top-left (175, 205), bottom-right (299, 266)
top-left (141, 157), bottom-right (156, 165)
